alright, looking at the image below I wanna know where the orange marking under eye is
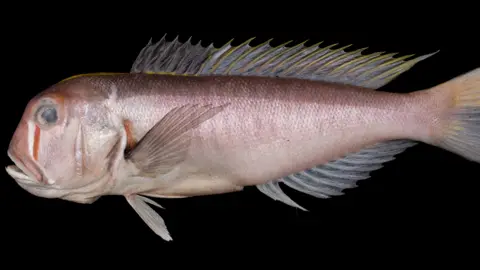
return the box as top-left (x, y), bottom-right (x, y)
top-left (123, 119), bottom-right (137, 151)
top-left (53, 95), bottom-right (64, 103)
top-left (33, 125), bottom-right (41, 161)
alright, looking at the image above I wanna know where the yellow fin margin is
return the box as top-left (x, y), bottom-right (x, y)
top-left (132, 35), bottom-right (439, 89)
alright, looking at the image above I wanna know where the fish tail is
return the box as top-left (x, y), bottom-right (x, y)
top-left (429, 68), bottom-right (480, 163)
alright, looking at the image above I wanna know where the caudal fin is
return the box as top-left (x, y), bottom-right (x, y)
top-left (434, 68), bottom-right (480, 163)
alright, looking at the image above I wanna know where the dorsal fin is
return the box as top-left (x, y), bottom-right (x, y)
top-left (131, 35), bottom-right (438, 89)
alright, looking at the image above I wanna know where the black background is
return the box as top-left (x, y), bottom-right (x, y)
top-left (1, 32), bottom-right (479, 253)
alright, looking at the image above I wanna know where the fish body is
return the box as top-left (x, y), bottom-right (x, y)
top-left (6, 36), bottom-right (480, 241)
top-left (57, 73), bottom-right (437, 197)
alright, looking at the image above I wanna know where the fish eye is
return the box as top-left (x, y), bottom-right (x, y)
top-left (35, 105), bottom-right (58, 126)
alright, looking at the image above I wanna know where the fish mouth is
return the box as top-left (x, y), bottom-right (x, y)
top-left (6, 165), bottom-right (34, 184)
top-left (6, 150), bottom-right (44, 184)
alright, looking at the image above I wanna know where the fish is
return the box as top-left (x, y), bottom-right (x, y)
top-left (5, 35), bottom-right (480, 241)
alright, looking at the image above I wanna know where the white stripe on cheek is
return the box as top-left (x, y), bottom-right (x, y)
top-left (74, 124), bottom-right (84, 177)
top-left (27, 121), bottom-right (35, 159)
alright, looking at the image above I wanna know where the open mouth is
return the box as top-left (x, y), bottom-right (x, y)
top-left (6, 164), bottom-right (54, 195)
top-left (6, 150), bottom-right (44, 184)
top-left (6, 164), bottom-right (34, 182)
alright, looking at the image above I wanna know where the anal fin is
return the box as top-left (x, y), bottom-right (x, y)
top-left (256, 139), bottom-right (417, 210)
top-left (256, 181), bottom-right (307, 211)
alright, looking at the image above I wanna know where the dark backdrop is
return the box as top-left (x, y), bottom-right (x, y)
top-left (1, 32), bottom-right (478, 253)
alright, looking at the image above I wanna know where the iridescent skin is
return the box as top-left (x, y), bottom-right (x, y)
top-left (7, 73), bottom-right (448, 202)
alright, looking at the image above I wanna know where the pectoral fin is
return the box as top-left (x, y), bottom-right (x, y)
top-left (125, 194), bottom-right (172, 241)
top-left (125, 103), bottom-right (228, 177)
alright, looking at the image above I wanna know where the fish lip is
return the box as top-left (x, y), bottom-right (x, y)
top-left (7, 149), bottom-right (45, 184)
top-left (5, 165), bottom-right (34, 184)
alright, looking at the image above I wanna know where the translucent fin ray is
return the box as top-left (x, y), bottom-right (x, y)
top-left (436, 68), bottom-right (480, 163)
top-left (125, 195), bottom-right (172, 241)
top-left (126, 103), bottom-right (228, 177)
top-left (256, 140), bottom-right (417, 210)
top-left (131, 35), bottom-right (438, 89)
top-left (256, 181), bottom-right (307, 211)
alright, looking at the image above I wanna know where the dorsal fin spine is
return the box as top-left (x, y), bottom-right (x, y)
top-left (367, 55), bottom-right (417, 83)
top-left (225, 38), bottom-right (273, 74)
top-left (312, 44), bottom-right (354, 74)
top-left (272, 41), bottom-right (322, 73)
top-left (258, 40), bottom-right (309, 73)
top-left (199, 39), bottom-right (234, 73)
top-left (296, 43), bottom-right (340, 74)
top-left (359, 53), bottom-right (416, 79)
top-left (210, 37), bottom-right (256, 73)
top-left (322, 47), bottom-right (368, 71)
top-left (279, 41), bottom-right (325, 75)
top-left (283, 43), bottom-right (335, 75)
top-left (346, 52), bottom-right (398, 74)
top-left (328, 50), bottom-right (379, 76)
top-left (240, 40), bottom-right (294, 73)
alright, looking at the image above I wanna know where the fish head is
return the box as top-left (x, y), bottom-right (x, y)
top-left (6, 79), bottom-right (125, 201)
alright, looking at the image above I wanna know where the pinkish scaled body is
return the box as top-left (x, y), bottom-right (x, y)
top-left (6, 36), bottom-right (480, 241)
